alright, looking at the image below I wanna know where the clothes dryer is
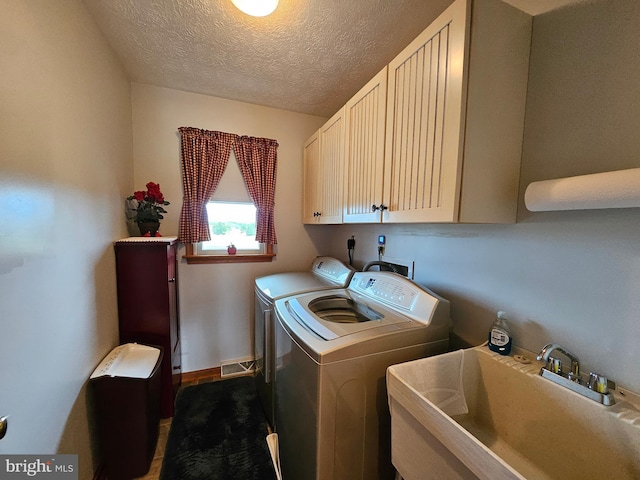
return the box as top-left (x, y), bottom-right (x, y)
top-left (254, 256), bottom-right (354, 429)
top-left (274, 271), bottom-right (451, 480)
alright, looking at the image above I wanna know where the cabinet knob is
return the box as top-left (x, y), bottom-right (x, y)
top-left (371, 204), bottom-right (388, 212)
top-left (168, 278), bottom-right (176, 283)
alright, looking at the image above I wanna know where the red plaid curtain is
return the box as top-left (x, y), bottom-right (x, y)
top-left (234, 136), bottom-right (279, 245)
top-left (178, 127), bottom-right (236, 243)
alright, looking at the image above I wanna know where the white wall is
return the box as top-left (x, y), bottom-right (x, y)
top-left (0, 0), bottom-right (132, 477)
top-left (131, 83), bottom-right (329, 372)
top-left (326, 0), bottom-right (640, 393)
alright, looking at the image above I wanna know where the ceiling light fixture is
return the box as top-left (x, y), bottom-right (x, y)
top-left (231, 0), bottom-right (279, 17)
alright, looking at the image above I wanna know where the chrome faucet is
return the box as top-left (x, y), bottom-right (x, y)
top-left (536, 343), bottom-right (615, 405)
top-left (537, 343), bottom-right (580, 381)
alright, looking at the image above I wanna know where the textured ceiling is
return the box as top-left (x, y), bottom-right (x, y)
top-left (83, 0), bottom-right (593, 117)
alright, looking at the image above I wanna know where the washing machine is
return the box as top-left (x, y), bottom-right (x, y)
top-left (254, 256), bottom-right (354, 429)
top-left (273, 271), bottom-right (452, 480)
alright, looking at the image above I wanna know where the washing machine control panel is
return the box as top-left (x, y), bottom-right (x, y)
top-left (350, 273), bottom-right (418, 311)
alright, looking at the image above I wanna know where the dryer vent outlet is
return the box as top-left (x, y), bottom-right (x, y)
top-left (380, 255), bottom-right (415, 279)
top-left (220, 358), bottom-right (256, 378)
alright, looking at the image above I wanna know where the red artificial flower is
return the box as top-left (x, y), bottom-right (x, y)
top-left (146, 182), bottom-right (161, 201)
top-left (127, 181), bottom-right (170, 224)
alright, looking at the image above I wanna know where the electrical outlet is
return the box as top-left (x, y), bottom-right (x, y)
top-left (347, 235), bottom-right (356, 249)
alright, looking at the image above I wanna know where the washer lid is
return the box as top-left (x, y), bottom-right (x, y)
top-left (286, 293), bottom-right (410, 340)
top-left (256, 272), bottom-right (334, 300)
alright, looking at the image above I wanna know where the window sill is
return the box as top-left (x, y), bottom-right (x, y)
top-left (184, 244), bottom-right (275, 264)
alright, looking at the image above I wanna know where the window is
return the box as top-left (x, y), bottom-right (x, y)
top-left (178, 129), bottom-right (277, 264)
top-left (184, 199), bottom-right (275, 264)
top-left (198, 201), bottom-right (263, 254)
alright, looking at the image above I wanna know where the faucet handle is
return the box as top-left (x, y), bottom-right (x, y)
top-left (547, 357), bottom-right (562, 374)
top-left (597, 376), bottom-right (610, 394)
top-left (587, 373), bottom-right (614, 393)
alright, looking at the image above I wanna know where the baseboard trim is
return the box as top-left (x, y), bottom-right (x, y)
top-left (182, 366), bottom-right (222, 383)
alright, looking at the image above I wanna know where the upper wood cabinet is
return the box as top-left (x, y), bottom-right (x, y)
top-left (307, 0), bottom-right (531, 225)
top-left (343, 67), bottom-right (388, 223)
top-left (302, 131), bottom-right (321, 224)
top-left (303, 107), bottom-right (346, 224)
top-left (382, 0), bottom-right (531, 223)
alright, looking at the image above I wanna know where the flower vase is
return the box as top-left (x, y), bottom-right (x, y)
top-left (138, 221), bottom-right (160, 236)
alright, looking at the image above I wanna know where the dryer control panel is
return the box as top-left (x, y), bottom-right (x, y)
top-left (312, 256), bottom-right (355, 285)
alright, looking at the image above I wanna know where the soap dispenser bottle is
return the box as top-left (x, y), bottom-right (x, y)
top-left (488, 311), bottom-right (512, 355)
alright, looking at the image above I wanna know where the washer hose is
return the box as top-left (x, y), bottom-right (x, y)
top-left (362, 261), bottom-right (402, 274)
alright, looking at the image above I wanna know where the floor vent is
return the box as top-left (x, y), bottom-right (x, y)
top-left (220, 358), bottom-right (256, 378)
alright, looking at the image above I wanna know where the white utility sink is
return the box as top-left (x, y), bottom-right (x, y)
top-left (387, 346), bottom-right (640, 480)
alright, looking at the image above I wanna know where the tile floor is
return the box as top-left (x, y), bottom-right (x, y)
top-left (134, 417), bottom-right (172, 480)
top-left (134, 373), bottom-right (222, 480)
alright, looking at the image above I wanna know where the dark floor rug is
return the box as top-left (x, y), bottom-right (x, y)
top-left (159, 376), bottom-right (276, 480)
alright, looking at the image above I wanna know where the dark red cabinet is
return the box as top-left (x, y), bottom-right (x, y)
top-left (114, 238), bottom-right (181, 418)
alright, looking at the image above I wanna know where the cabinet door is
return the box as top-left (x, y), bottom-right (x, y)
top-left (116, 244), bottom-right (171, 337)
top-left (302, 131), bottom-right (321, 224)
top-left (316, 107), bottom-right (346, 224)
top-left (115, 239), bottom-right (180, 418)
top-left (343, 67), bottom-right (388, 223)
top-left (383, 0), bottom-right (469, 223)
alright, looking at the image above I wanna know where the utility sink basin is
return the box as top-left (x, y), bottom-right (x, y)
top-left (387, 346), bottom-right (640, 480)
